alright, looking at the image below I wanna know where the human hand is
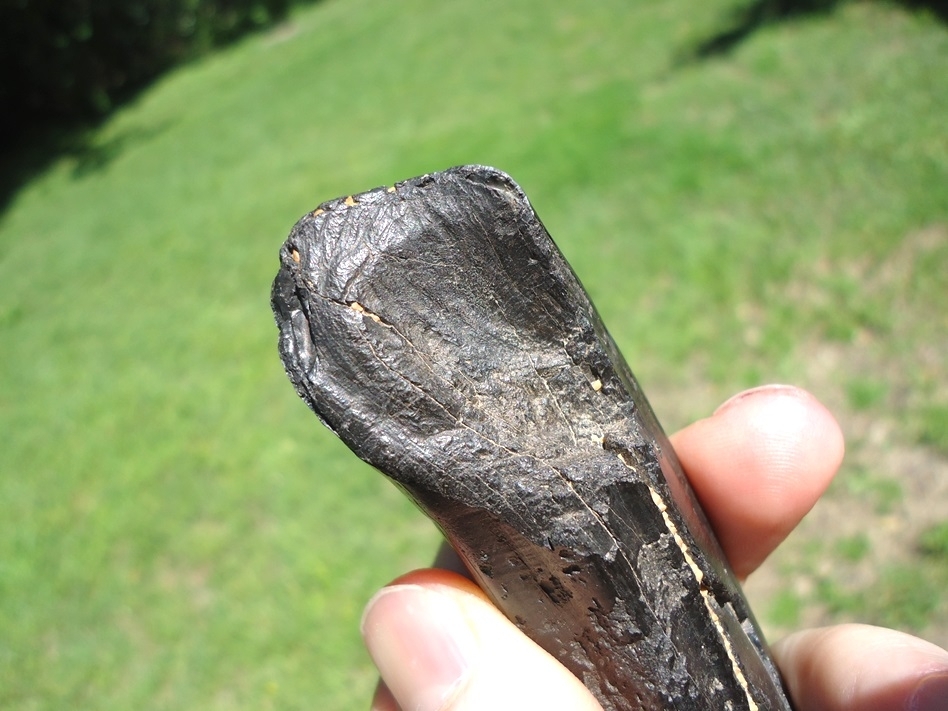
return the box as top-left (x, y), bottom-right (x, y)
top-left (360, 385), bottom-right (948, 710)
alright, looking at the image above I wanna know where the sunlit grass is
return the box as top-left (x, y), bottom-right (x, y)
top-left (1, 0), bottom-right (945, 708)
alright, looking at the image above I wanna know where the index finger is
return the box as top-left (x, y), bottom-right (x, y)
top-left (670, 384), bottom-right (844, 579)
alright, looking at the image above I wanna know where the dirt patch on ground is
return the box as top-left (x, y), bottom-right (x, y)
top-left (743, 366), bottom-right (948, 647)
top-left (649, 224), bottom-right (948, 649)
top-left (650, 343), bottom-right (948, 650)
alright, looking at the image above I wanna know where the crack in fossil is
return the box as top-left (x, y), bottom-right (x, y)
top-left (617, 451), bottom-right (758, 711)
top-left (274, 166), bottom-right (791, 710)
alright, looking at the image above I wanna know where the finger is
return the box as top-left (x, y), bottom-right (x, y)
top-left (435, 385), bottom-right (843, 581)
top-left (362, 569), bottom-right (604, 711)
top-left (669, 384), bottom-right (844, 578)
top-left (370, 680), bottom-right (401, 711)
top-left (774, 624), bottom-right (948, 711)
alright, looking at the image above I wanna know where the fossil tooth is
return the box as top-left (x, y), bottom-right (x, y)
top-left (271, 165), bottom-right (794, 711)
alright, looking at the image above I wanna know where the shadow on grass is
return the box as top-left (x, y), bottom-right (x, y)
top-left (0, 117), bottom-right (170, 218)
top-left (0, 10), bottom-right (308, 219)
top-left (688, 0), bottom-right (948, 58)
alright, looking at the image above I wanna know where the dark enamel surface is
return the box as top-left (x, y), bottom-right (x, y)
top-left (272, 165), bottom-right (793, 710)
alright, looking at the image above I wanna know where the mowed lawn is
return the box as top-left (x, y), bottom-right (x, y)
top-left (1, 0), bottom-right (946, 708)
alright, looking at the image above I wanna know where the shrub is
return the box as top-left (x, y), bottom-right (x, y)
top-left (0, 0), bottom-right (294, 142)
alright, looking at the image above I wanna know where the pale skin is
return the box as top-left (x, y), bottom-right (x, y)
top-left (361, 385), bottom-right (948, 711)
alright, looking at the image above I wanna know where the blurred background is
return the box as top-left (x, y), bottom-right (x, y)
top-left (1, 0), bottom-right (946, 708)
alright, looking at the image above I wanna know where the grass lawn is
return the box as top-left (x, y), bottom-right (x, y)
top-left (1, 0), bottom-right (946, 708)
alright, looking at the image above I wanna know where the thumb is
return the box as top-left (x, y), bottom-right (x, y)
top-left (361, 569), bottom-right (603, 711)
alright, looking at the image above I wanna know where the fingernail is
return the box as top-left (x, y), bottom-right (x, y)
top-left (362, 584), bottom-right (476, 711)
top-left (911, 673), bottom-right (948, 711)
top-left (713, 384), bottom-right (805, 415)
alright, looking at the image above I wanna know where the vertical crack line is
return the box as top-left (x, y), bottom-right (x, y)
top-left (617, 452), bottom-right (758, 711)
top-left (529, 355), bottom-right (578, 447)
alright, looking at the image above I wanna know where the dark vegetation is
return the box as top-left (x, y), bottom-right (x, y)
top-left (0, 0), bottom-right (304, 136)
top-left (0, 0), bottom-right (322, 213)
top-left (690, 0), bottom-right (948, 56)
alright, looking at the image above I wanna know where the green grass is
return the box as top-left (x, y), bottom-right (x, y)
top-left (833, 464), bottom-right (904, 514)
top-left (834, 534), bottom-right (871, 563)
top-left (767, 588), bottom-right (805, 629)
top-left (1, 0), bottom-right (946, 708)
top-left (767, 523), bottom-right (948, 637)
top-left (919, 404), bottom-right (948, 454)
top-left (846, 378), bottom-right (889, 411)
top-left (817, 560), bottom-right (948, 634)
top-left (919, 521), bottom-right (948, 558)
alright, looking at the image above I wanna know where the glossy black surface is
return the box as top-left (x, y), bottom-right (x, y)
top-left (272, 165), bottom-right (792, 710)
